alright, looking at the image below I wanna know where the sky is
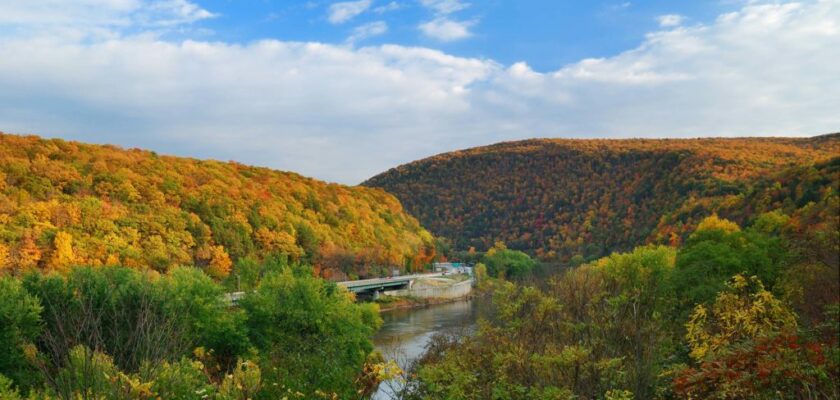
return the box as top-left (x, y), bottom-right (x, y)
top-left (0, 0), bottom-right (838, 184)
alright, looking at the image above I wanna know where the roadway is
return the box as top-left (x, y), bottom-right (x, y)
top-left (337, 272), bottom-right (444, 290)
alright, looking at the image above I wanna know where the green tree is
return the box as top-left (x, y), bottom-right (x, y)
top-left (481, 241), bottom-right (536, 280)
top-left (240, 268), bottom-right (381, 397)
top-left (159, 267), bottom-right (251, 370)
top-left (0, 277), bottom-right (42, 390)
top-left (595, 245), bottom-right (676, 398)
top-left (669, 216), bottom-right (788, 322)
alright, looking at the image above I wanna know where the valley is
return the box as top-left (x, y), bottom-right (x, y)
top-left (0, 132), bottom-right (837, 399)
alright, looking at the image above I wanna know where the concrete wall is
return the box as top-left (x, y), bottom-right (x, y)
top-left (384, 278), bottom-right (472, 300)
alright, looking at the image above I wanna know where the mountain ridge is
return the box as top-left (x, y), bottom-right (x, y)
top-left (0, 132), bottom-right (435, 279)
top-left (364, 133), bottom-right (839, 262)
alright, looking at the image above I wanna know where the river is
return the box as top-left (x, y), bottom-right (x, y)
top-left (371, 300), bottom-right (479, 399)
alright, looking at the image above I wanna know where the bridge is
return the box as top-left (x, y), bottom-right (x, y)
top-left (224, 272), bottom-right (444, 304)
top-left (336, 272), bottom-right (443, 298)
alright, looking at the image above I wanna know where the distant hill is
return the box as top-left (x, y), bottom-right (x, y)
top-left (0, 133), bottom-right (435, 279)
top-left (364, 134), bottom-right (840, 262)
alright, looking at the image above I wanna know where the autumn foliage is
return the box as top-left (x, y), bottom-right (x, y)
top-left (365, 134), bottom-right (840, 262)
top-left (0, 132), bottom-right (435, 278)
top-left (407, 216), bottom-right (839, 399)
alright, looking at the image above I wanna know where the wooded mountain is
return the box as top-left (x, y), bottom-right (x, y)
top-left (365, 134), bottom-right (840, 263)
top-left (0, 133), bottom-right (434, 279)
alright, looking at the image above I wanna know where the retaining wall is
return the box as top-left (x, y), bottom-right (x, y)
top-left (383, 278), bottom-right (472, 300)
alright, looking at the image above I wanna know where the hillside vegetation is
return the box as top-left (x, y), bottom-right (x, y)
top-left (365, 134), bottom-right (839, 263)
top-left (0, 133), bottom-right (435, 279)
top-left (407, 215), bottom-right (840, 399)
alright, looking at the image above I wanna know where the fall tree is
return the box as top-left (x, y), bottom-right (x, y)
top-left (48, 232), bottom-right (76, 272)
top-left (685, 274), bottom-right (797, 361)
top-left (0, 243), bottom-right (9, 273)
top-left (691, 214), bottom-right (741, 237)
top-left (206, 245), bottom-right (232, 279)
top-left (12, 234), bottom-right (41, 274)
top-left (674, 275), bottom-right (834, 399)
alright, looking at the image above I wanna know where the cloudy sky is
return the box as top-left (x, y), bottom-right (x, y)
top-left (0, 0), bottom-right (838, 183)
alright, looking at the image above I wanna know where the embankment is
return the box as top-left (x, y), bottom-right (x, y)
top-left (377, 277), bottom-right (473, 312)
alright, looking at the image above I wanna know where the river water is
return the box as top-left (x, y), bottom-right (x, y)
top-left (371, 300), bottom-right (479, 399)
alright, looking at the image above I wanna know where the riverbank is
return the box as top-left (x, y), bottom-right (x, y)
top-left (374, 275), bottom-right (473, 312)
top-left (375, 292), bottom-right (473, 312)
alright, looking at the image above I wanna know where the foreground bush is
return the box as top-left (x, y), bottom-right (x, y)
top-left (0, 264), bottom-right (387, 399)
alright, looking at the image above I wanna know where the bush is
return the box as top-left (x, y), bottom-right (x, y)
top-left (54, 345), bottom-right (119, 399)
top-left (241, 268), bottom-right (380, 397)
top-left (481, 242), bottom-right (536, 280)
top-left (144, 357), bottom-right (215, 400)
top-left (0, 277), bottom-right (42, 390)
top-left (0, 374), bottom-right (23, 400)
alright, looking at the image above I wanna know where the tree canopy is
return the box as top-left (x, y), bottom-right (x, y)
top-left (365, 134), bottom-right (839, 263)
top-left (0, 133), bottom-right (435, 280)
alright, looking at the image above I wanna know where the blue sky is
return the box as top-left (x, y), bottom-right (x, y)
top-left (0, 0), bottom-right (838, 183)
top-left (181, 0), bottom-right (728, 71)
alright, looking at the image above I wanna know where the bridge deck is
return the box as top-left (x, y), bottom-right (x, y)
top-left (226, 272), bottom-right (446, 303)
top-left (337, 272), bottom-right (443, 292)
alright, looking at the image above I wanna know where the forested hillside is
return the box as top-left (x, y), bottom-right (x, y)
top-left (0, 133), bottom-right (435, 280)
top-left (365, 134), bottom-right (839, 262)
top-left (407, 214), bottom-right (840, 399)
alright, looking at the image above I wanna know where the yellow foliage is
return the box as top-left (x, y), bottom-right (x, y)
top-left (486, 240), bottom-right (507, 257)
top-left (473, 262), bottom-right (488, 285)
top-left (0, 132), bottom-right (434, 278)
top-left (0, 243), bottom-right (9, 273)
top-left (693, 214), bottom-right (741, 235)
top-left (206, 245), bottom-right (233, 280)
top-left (685, 274), bottom-right (797, 360)
top-left (49, 231), bottom-right (76, 272)
top-left (220, 360), bottom-right (261, 400)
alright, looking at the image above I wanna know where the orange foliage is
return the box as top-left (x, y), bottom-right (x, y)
top-left (365, 134), bottom-right (839, 261)
top-left (0, 132), bottom-right (435, 277)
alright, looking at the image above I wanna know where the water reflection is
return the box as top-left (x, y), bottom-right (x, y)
top-left (372, 300), bottom-right (477, 399)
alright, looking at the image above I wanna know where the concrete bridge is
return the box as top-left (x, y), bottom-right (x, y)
top-left (225, 272), bottom-right (444, 304)
top-left (337, 272), bottom-right (443, 299)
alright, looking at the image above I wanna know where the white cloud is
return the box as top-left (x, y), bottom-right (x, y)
top-left (374, 1), bottom-right (401, 13)
top-left (141, 0), bottom-right (217, 26)
top-left (657, 14), bottom-right (684, 27)
top-left (419, 0), bottom-right (470, 15)
top-left (0, 1), bottom-right (838, 184)
top-left (0, 0), bottom-right (215, 39)
top-left (347, 20), bottom-right (388, 43)
top-left (419, 17), bottom-right (474, 41)
top-left (418, 0), bottom-right (474, 41)
top-left (327, 0), bottom-right (372, 24)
